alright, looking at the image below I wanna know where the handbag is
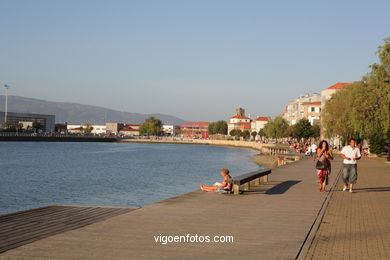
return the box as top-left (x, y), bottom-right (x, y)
top-left (316, 157), bottom-right (329, 170)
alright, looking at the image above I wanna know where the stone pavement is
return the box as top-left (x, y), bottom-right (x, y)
top-left (0, 157), bottom-right (341, 260)
top-left (305, 157), bottom-right (390, 260)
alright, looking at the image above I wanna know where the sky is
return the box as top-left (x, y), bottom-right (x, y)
top-left (0, 0), bottom-right (389, 122)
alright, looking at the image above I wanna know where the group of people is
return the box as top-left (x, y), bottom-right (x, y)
top-left (200, 138), bottom-right (362, 194)
top-left (313, 138), bottom-right (361, 192)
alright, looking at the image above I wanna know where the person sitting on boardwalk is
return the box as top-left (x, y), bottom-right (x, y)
top-left (200, 168), bottom-right (232, 192)
top-left (316, 140), bottom-right (333, 192)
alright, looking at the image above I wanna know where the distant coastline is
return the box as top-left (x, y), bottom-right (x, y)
top-left (120, 137), bottom-right (301, 169)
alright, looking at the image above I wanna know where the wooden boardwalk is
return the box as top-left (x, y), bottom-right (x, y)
top-left (0, 158), bottom-right (347, 260)
top-left (0, 205), bottom-right (136, 254)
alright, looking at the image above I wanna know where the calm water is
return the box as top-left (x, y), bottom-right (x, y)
top-left (0, 142), bottom-right (260, 214)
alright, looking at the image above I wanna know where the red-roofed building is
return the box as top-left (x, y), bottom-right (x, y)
top-left (119, 124), bottom-right (141, 136)
top-left (228, 108), bottom-right (252, 134)
top-left (179, 122), bottom-right (210, 138)
top-left (321, 82), bottom-right (358, 107)
top-left (251, 117), bottom-right (271, 132)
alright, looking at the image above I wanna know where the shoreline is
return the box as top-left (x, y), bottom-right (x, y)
top-left (120, 138), bottom-right (300, 169)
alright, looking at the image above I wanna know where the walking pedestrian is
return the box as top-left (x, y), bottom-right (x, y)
top-left (315, 140), bottom-right (333, 192)
top-left (340, 138), bottom-right (361, 193)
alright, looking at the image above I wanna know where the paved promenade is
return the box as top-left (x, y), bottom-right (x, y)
top-left (305, 157), bottom-right (390, 260)
top-left (0, 157), bottom-right (342, 260)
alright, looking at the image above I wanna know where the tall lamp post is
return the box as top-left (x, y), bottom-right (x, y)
top-left (3, 84), bottom-right (11, 129)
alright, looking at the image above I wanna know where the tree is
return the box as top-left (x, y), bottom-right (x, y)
top-left (17, 123), bottom-right (24, 132)
top-left (241, 130), bottom-right (250, 140)
top-left (321, 39), bottom-right (390, 153)
top-left (285, 125), bottom-right (295, 138)
top-left (311, 124), bottom-right (321, 138)
top-left (82, 124), bottom-right (94, 133)
top-left (263, 116), bottom-right (288, 139)
top-left (229, 129), bottom-right (242, 140)
top-left (251, 131), bottom-right (257, 140)
top-left (258, 129), bottom-right (266, 137)
top-left (139, 117), bottom-right (163, 136)
top-left (32, 120), bottom-right (42, 133)
top-left (208, 120), bottom-right (228, 135)
top-left (293, 119), bottom-right (313, 140)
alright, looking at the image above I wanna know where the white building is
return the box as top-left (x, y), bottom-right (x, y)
top-left (67, 124), bottom-right (106, 134)
top-left (162, 125), bottom-right (179, 136)
top-left (251, 117), bottom-right (271, 132)
top-left (227, 115), bottom-right (252, 134)
top-left (283, 93), bottom-right (321, 125)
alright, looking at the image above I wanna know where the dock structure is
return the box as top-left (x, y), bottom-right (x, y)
top-left (0, 157), bottom-right (388, 259)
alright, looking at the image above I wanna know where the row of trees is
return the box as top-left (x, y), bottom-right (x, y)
top-left (322, 39), bottom-right (390, 153)
top-left (262, 116), bottom-right (320, 139)
top-left (227, 117), bottom-right (320, 141)
top-left (208, 120), bottom-right (228, 135)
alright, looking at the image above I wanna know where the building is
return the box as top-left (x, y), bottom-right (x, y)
top-left (67, 124), bottom-right (107, 134)
top-left (251, 117), bottom-right (271, 132)
top-left (162, 125), bottom-right (179, 136)
top-left (321, 82), bottom-right (357, 108)
top-left (227, 108), bottom-right (252, 134)
top-left (301, 101), bottom-right (321, 125)
top-left (283, 93), bottom-right (321, 125)
top-left (0, 112), bottom-right (55, 132)
top-left (119, 124), bottom-right (141, 136)
top-left (67, 125), bottom-right (83, 134)
top-left (106, 123), bottom-right (124, 135)
top-left (179, 122), bottom-right (209, 138)
top-left (91, 125), bottom-right (107, 135)
top-left (55, 123), bottom-right (68, 133)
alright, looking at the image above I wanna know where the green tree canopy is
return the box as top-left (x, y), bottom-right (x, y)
top-left (208, 120), bottom-right (228, 135)
top-left (82, 124), bottom-right (94, 133)
top-left (251, 131), bottom-right (258, 140)
top-left (258, 129), bottom-right (266, 137)
top-left (139, 117), bottom-right (163, 136)
top-left (293, 119), bottom-right (313, 140)
top-left (241, 130), bottom-right (250, 140)
top-left (263, 116), bottom-right (288, 139)
top-left (322, 38), bottom-right (390, 153)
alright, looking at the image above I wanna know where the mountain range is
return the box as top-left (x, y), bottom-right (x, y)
top-left (0, 95), bottom-right (189, 125)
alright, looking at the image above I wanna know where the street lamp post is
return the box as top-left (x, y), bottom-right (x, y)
top-left (4, 84), bottom-right (10, 129)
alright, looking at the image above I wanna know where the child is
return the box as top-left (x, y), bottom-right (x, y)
top-left (200, 168), bottom-right (232, 192)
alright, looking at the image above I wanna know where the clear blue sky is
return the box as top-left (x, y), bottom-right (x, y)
top-left (0, 0), bottom-right (389, 122)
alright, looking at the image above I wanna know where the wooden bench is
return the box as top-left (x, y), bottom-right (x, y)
top-left (227, 168), bottom-right (272, 195)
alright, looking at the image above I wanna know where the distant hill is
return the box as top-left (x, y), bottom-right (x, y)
top-left (0, 95), bottom-right (189, 125)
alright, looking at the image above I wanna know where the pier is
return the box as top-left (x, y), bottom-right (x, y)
top-left (0, 157), bottom-right (388, 259)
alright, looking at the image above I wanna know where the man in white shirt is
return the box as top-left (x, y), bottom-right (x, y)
top-left (340, 138), bottom-right (361, 193)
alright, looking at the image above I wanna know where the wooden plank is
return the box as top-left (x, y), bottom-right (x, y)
top-left (0, 206), bottom-right (136, 253)
top-left (0, 207), bottom-right (106, 236)
top-left (1, 208), bottom-right (118, 241)
top-left (0, 206), bottom-right (62, 222)
top-left (0, 206), bottom-right (94, 231)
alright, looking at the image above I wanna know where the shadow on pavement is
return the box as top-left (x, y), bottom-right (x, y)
top-left (265, 180), bottom-right (302, 195)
